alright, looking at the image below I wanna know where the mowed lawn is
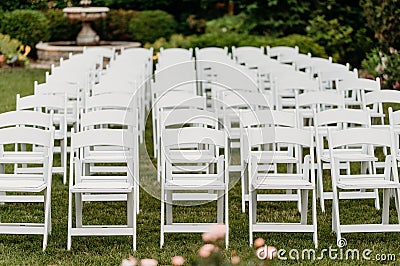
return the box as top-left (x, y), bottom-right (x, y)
top-left (0, 68), bottom-right (400, 265)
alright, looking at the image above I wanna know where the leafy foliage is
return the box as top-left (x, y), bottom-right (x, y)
top-left (306, 15), bottom-right (353, 62)
top-left (0, 33), bottom-right (30, 66)
top-left (43, 9), bottom-right (80, 42)
top-left (361, 0), bottom-right (400, 51)
top-left (128, 10), bottom-right (177, 44)
top-left (361, 48), bottom-right (400, 89)
top-left (0, 10), bottom-right (49, 58)
top-left (241, 0), bottom-right (312, 36)
top-left (93, 9), bottom-right (138, 41)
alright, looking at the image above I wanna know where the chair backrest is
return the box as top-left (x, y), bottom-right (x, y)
top-left (0, 110), bottom-right (53, 130)
top-left (160, 108), bottom-right (218, 130)
top-left (0, 126), bottom-right (53, 155)
top-left (158, 48), bottom-right (193, 68)
top-left (153, 61), bottom-right (197, 92)
top-left (0, 126), bottom-right (54, 182)
top-left (363, 89), bottom-right (400, 107)
top-left (273, 71), bottom-right (319, 110)
top-left (70, 128), bottom-right (136, 184)
top-left (85, 93), bottom-right (135, 112)
top-left (314, 109), bottom-right (371, 162)
top-left (295, 90), bottom-right (345, 128)
top-left (17, 93), bottom-right (66, 129)
top-left (195, 47), bottom-right (229, 61)
top-left (327, 127), bottom-right (395, 185)
top-left (80, 109), bottom-right (137, 131)
top-left (266, 45), bottom-right (299, 63)
top-left (240, 109), bottom-right (296, 129)
top-left (231, 46), bottom-right (264, 64)
top-left (246, 126), bottom-right (314, 175)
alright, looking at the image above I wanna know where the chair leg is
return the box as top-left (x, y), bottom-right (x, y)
top-left (300, 190), bottom-right (308, 225)
top-left (43, 188), bottom-right (51, 251)
top-left (61, 139), bottom-right (67, 184)
top-left (395, 189), bottom-right (400, 223)
top-left (225, 188), bottom-right (229, 249)
top-left (312, 189), bottom-right (318, 248)
top-left (75, 193), bottom-right (82, 228)
top-left (332, 187), bottom-right (341, 241)
top-left (67, 191), bottom-right (73, 251)
top-left (217, 190), bottom-right (223, 223)
top-left (136, 182), bottom-right (140, 215)
top-left (248, 188), bottom-right (254, 246)
top-left (317, 160), bottom-right (325, 212)
top-left (127, 191), bottom-right (136, 251)
top-left (166, 191), bottom-right (173, 225)
top-left (382, 189), bottom-right (390, 224)
top-left (241, 168), bottom-right (246, 213)
top-left (160, 191), bottom-right (165, 248)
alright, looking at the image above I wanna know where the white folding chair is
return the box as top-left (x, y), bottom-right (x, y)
top-left (273, 71), bottom-right (319, 110)
top-left (328, 127), bottom-right (400, 243)
top-left (160, 127), bottom-right (229, 248)
top-left (362, 89), bottom-right (400, 128)
top-left (336, 77), bottom-right (379, 109)
top-left (314, 108), bottom-right (381, 212)
top-left (16, 93), bottom-right (68, 184)
top-left (240, 109), bottom-right (300, 213)
top-left (0, 125), bottom-right (54, 250)
top-left (67, 128), bottom-right (138, 251)
top-left (295, 90), bottom-right (345, 129)
top-left (247, 126), bottom-right (317, 247)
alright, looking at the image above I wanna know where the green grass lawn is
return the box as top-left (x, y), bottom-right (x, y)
top-left (0, 68), bottom-right (400, 265)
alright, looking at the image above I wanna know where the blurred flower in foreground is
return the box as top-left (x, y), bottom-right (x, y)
top-left (121, 256), bottom-right (138, 266)
top-left (140, 258), bottom-right (158, 266)
top-left (202, 223), bottom-right (226, 242)
top-left (171, 256), bottom-right (185, 266)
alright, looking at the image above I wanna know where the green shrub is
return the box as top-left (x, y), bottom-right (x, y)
top-left (93, 9), bottom-right (138, 41)
top-left (306, 15), bottom-right (353, 63)
top-left (0, 10), bottom-right (49, 57)
top-left (128, 10), bottom-right (177, 44)
top-left (44, 9), bottom-right (81, 42)
top-left (0, 33), bottom-right (30, 66)
top-left (361, 48), bottom-right (400, 89)
top-left (205, 13), bottom-right (256, 34)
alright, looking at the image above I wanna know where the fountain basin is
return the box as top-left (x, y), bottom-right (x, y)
top-left (36, 41), bottom-right (141, 67)
top-left (63, 7), bottom-right (109, 21)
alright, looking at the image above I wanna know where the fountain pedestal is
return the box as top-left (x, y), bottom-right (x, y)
top-left (77, 22), bottom-right (99, 45)
top-left (63, 6), bottom-right (109, 46)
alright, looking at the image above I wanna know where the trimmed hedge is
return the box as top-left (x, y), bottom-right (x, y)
top-left (0, 10), bottom-right (49, 57)
top-left (128, 10), bottom-right (177, 44)
top-left (43, 9), bottom-right (81, 42)
top-left (93, 9), bottom-right (138, 41)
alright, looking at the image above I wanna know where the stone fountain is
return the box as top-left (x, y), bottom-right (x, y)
top-left (63, 0), bottom-right (108, 46)
top-left (36, 0), bottom-right (140, 66)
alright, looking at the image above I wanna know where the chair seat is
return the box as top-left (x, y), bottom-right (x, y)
top-left (0, 178), bottom-right (46, 192)
top-left (83, 152), bottom-right (132, 163)
top-left (321, 150), bottom-right (377, 162)
top-left (253, 176), bottom-right (314, 189)
top-left (337, 176), bottom-right (399, 189)
top-left (71, 181), bottom-right (133, 193)
top-left (251, 151), bottom-right (297, 164)
top-left (167, 150), bottom-right (217, 163)
top-left (165, 178), bottom-right (225, 190)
